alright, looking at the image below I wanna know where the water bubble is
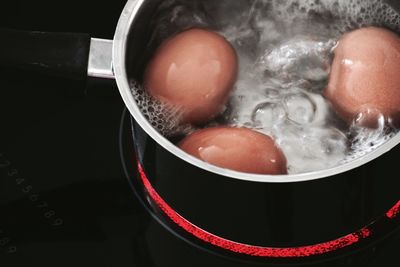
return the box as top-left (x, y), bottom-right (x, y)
top-left (284, 93), bottom-right (317, 124)
top-left (353, 108), bottom-right (385, 129)
top-left (129, 80), bottom-right (193, 137)
top-left (251, 102), bottom-right (287, 129)
top-left (387, 113), bottom-right (400, 128)
top-left (258, 36), bottom-right (334, 85)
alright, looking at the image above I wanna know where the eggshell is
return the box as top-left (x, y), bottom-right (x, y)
top-left (325, 27), bottom-right (400, 127)
top-left (144, 28), bottom-right (238, 124)
top-left (179, 127), bottom-right (287, 175)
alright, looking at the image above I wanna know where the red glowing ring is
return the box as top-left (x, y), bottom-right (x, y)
top-left (137, 162), bottom-right (399, 258)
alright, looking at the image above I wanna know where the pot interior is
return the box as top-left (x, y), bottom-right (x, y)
top-left (120, 0), bottom-right (400, 182)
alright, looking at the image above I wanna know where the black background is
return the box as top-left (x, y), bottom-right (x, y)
top-left (1, 1), bottom-right (400, 266)
top-left (0, 0), bottom-right (145, 266)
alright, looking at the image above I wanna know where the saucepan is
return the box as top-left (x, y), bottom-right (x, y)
top-left (1, 0), bottom-right (400, 264)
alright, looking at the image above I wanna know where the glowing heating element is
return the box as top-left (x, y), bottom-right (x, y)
top-left (137, 162), bottom-right (399, 258)
top-left (386, 201), bottom-right (400, 219)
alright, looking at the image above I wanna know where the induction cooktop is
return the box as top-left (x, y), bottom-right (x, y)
top-left (1, 1), bottom-right (400, 266)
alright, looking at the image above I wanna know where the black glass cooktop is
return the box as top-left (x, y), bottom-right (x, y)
top-left (1, 1), bottom-right (400, 266)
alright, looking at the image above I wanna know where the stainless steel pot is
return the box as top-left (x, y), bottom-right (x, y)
top-left (1, 0), bottom-right (400, 264)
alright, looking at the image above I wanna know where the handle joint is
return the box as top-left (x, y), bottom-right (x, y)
top-left (88, 38), bottom-right (114, 79)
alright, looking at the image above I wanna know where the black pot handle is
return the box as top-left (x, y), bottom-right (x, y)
top-left (0, 28), bottom-right (91, 80)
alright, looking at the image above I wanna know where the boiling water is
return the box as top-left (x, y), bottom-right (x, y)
top-left (130, 0), bottom-right (400, 174)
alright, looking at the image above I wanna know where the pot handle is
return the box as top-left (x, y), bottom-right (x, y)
top-left (0, 28), bottom-right (114, 80)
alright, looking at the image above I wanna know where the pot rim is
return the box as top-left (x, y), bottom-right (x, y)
top-left (113, 0), bottom-right (400, 183)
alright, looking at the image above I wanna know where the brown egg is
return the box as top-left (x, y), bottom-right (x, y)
top-left (324, 27), bottom-right (400, 127)
top-left (179, 127), bottom-right (287, 175)
top-left (144, 28), bottom-right (238, 125)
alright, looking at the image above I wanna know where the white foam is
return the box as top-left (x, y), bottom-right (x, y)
top-left (130, 80), bottom-right (193, 137)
